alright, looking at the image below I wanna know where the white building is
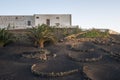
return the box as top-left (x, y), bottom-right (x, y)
top-left (0, 14), bottom-right (72, 29)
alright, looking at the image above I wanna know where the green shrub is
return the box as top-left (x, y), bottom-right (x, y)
top-left (0, 28), bottom-right (13, 47)
top-left (81, 29), bottom-right (109, 38)
top-left (28, 24), bottom-right (56, 48)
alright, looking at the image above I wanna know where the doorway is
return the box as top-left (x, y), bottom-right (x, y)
top-left (46, 19), bottom-right (50, 26)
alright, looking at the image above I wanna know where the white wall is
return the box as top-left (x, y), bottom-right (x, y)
top-left (34, 14), bottom-right (71, 27)
top-left (0, 16), bottom-right (34, 29)
top-left (0, 14), bottom-right (72, 29)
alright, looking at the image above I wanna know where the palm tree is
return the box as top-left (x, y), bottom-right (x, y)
top-left (28, 24), bottom-right (56, 48)
top-left (0, 28), bottom-right (13, 47)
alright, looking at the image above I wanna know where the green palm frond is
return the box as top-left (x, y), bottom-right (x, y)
top-left (0, 28), bottom-right (13, 47)
top-left (28, 24), bottom-right (56, 48)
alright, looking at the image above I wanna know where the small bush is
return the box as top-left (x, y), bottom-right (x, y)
top-left (81, 29), bottom-right (109, 38)
top-left (0, 28), bottom-right (13, 47)
top-left (27, 24), bottom-right (56, 48)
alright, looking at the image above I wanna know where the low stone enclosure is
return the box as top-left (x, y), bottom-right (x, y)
top-left (83, 64), bottom-right (120, 80)
top-left (69, 42), bottom-right (96, 52)
top-left (24, 47), bottom-right (92, 79)
top-left (92, 37), bottom-right (120, 46)
top-left (31, 63), bottom-right (92, 80)
top-left (67, 53), bottom-right (103, 62)
top-left (22, 49), bottom-right (56, 61)
top-left (22, 52), bottom-right (48, 61)
top-left (67, 42), bottom-right (103, 62)
top-left (91, 37), bottom-right (120, 61)
top-left (100, 48), bottom-right (120, 61)
top-left (66, 37), bottom-right (120, 63)
top-left (21, 47), bottom-right (92, 78)
top-left (31, 64), bottom-right (79, 77)
top-left (30, 59), bottom-right (81, 77)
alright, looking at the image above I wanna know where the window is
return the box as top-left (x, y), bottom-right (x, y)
top-left (27, 21), bottom-right (31, 26)
top-left (15, 17), bottom-right (18, 19)
top-left (46, 19), bottom-right (50, 26)
top-left (55, 23), bottom-right (60, 26)
top-left (56, 17), bottom-right (59, 19)
top-left (36, 17), bottom-right (39, 19)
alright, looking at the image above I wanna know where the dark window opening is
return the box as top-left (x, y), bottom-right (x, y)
top-left (36, 17), bottom-right (39, 19)
top-left (15, 17), bottom-right (18, 19)
top-left (27, 21), bottom-right (31, 26)
top-left (46, 19), bottom-right (50, 26)
top-left (56, 17), bottom-right (59, 19)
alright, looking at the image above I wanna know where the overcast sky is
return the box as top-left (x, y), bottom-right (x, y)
top-left (0, 0), bottom-right (120, 32)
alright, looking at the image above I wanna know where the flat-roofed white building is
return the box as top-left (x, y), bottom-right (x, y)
top-left (0, 14), bottom-right (72, 29)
